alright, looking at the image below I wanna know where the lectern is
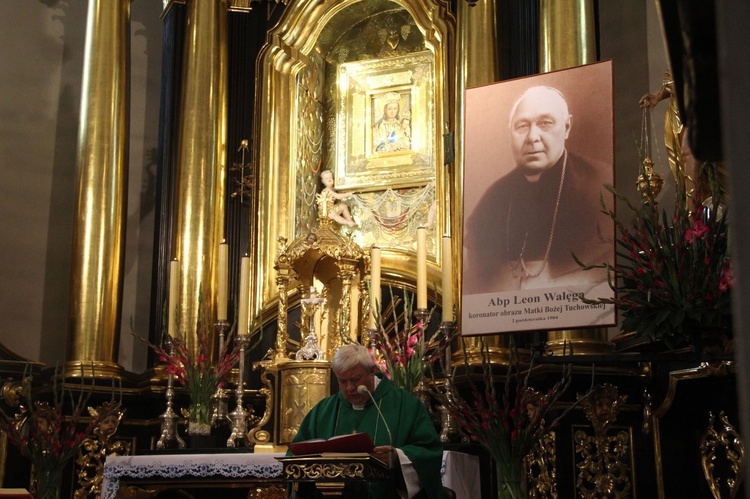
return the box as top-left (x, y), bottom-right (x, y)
top-left (277, 454), bottom-right (396, 497)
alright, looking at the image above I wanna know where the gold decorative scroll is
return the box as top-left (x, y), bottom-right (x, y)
top-left (574, 384), bottom-right (632, 498)
top-left (700, 411), bottom-right (745, 499)
top-left (527, 431), bottom-right (557, 498)
top-left (285, 462), bottom-right (364, 480)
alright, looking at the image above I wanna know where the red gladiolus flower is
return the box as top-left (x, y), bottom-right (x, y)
top-left (685, 219), bottom-right (709, 242)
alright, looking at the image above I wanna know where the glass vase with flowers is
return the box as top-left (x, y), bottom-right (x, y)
top-left (0, 366), bottom-right (119, 499)
top-left (437, 337), bottom-right (590, 499)
top-left (138, 308), bottom-right (241, 440)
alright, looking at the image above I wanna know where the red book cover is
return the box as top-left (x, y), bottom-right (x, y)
top-left (287, 432), bottom-right (375, 456)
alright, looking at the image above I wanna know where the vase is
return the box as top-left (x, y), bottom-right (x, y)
top-left (496, 458), bottom-right (526, 499)
top-left (32, 463), bottom-right (64, 499)
top-left (188, 420), bottom-right (215, 449)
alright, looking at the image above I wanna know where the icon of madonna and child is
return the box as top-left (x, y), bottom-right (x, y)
top-left (372, 91), bottom-right (412, 154)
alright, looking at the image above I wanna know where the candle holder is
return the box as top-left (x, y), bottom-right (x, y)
top-left (365, 328), bottom-right (379, 350)
top-left (413, 308), bottom-right (433, 411)
top-left (215, 319), bottom-right (230, 357)
top-left (157, 336), bottom-right (186, 450)
top-left (211, 386), bottom-right (230, 427)
top-left (438, 321), bottom-right (460, 443)
top-left (227, 334), bottom-right (251, 448)
top-left (413, 308), bottom-right (432, 329)
top-left (211, 320), bottom-right (231, 428)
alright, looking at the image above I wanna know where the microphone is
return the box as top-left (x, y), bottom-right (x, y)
top-left (357, 385), bottom-right (393, 467)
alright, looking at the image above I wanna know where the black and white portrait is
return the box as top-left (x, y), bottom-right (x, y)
top-left (462, 61), bottom-right (616, 335)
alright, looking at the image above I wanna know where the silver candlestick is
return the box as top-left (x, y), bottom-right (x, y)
top-left (211, 320), bottom-right (231, 429)
top-left (215, 319), bottom-right (229, 358)
top-left (157, 336), bottom-right (186, 449)
top-left (438, 321), bottom-right (460, 443)
top-left (227, 334), bottom-right (250, 447)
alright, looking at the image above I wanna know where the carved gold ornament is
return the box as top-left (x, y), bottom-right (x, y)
top-left (574, 384), bottom-right (632, 498)
top-left (700, 411), bottom-right (744, 499)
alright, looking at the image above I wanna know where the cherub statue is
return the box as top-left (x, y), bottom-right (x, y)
top-left (75, 402), bottom-right (130, 499)
top-left (317, 169), bottom-right (356, 227)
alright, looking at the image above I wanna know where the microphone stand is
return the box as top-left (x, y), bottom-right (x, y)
top-left (357, 385), bottom-right (393, 468)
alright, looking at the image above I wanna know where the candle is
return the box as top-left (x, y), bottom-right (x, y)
top-left (168, 259), bottom-right (179, 338)
top-left (237, 254), bottom-right (250, 337)
top-left (441, 235), bottom-right (454, 322)
top-left (417, 227), bottom-right (427, 309)
top-left (369, 246), bottom-right (381, 329)
top-left (217, 241), bottom-right (228, 321)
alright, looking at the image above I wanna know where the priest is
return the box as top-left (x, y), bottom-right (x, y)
top-left (291, 344), bottom-right (443, 499)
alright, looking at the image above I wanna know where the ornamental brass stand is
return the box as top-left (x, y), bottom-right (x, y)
top-left (157, 337), bottom-right (185, 449)
top-left (227, 334), bottom-right (250, 447)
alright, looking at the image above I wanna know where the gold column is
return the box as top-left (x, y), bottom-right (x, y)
top-left (173, 0), bottom-right (228, 353)
top-left (539, 0), bottom-right (596, 72)
top-left (458, 0), bottom-right (512, 362)
top-left (66, 0), bottom-right (130, 378)
top-left (540, 0), bottom-right (611, 354)
top-left (274, 272), bottom-right (291, 363)
top-left (460, 0), bottom-right (499, 88)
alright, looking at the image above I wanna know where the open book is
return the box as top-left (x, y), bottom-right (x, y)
top-left (287, 432), bottom-right (375, 456)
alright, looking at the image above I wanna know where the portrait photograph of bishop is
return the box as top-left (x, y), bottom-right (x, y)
top-left (462, 61), bottom-right (616, 335)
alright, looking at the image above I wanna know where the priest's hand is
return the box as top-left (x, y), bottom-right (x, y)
top-left (370, 445), bottom-right (396, 466)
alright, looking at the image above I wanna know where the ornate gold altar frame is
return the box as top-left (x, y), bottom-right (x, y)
top-left (250, 0), bottom-right (456, 449)
top-left (336, 51), bottom-right (435, 190)
top-left (251, 0), bottom-right (456, 332)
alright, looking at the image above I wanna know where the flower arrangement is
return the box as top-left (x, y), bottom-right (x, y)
top-left (145, 324), bottom-right (240, 433)
top-left (368, 288), bottom-right (442, 393)
top-left (577, 161), bottom-right (732, 349)
top-left (438, 338), bottom-right (585, 499)
top-left (0, 366), bottom-right (119, 499)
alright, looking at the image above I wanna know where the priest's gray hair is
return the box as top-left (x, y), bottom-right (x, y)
top-left (332, 344), bottom-right (375, 374)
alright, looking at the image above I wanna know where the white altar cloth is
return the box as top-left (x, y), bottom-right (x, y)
top-left (101, 452), bottom-right (284, 499)
top-left (102, 450), bottom-right (480, 499)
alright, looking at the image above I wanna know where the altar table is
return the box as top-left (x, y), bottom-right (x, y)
top-left (102, 450), bottom-right (480, 499)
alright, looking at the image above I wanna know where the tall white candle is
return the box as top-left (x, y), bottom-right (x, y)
top-left (369, 246), bottom-right (381, 329)
top-left (237, 255), bottom-right (250, 336)
top-left (417, 227), bottom-right (427, 309)
top-left (217, 241), bottom-right (228, 321)
top-left (168, 259), bottom-right (179, 337)
top-left (442, 235), bottom-right (454, 322)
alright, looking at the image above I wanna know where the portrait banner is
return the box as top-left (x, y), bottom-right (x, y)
top-left (461, 61), bottom-right (617, 335)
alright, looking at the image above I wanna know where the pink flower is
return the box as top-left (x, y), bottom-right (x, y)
top-left (719, 267), bottom-right (734, 293)
top-left (685, 219), bottom-right (709, 242)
